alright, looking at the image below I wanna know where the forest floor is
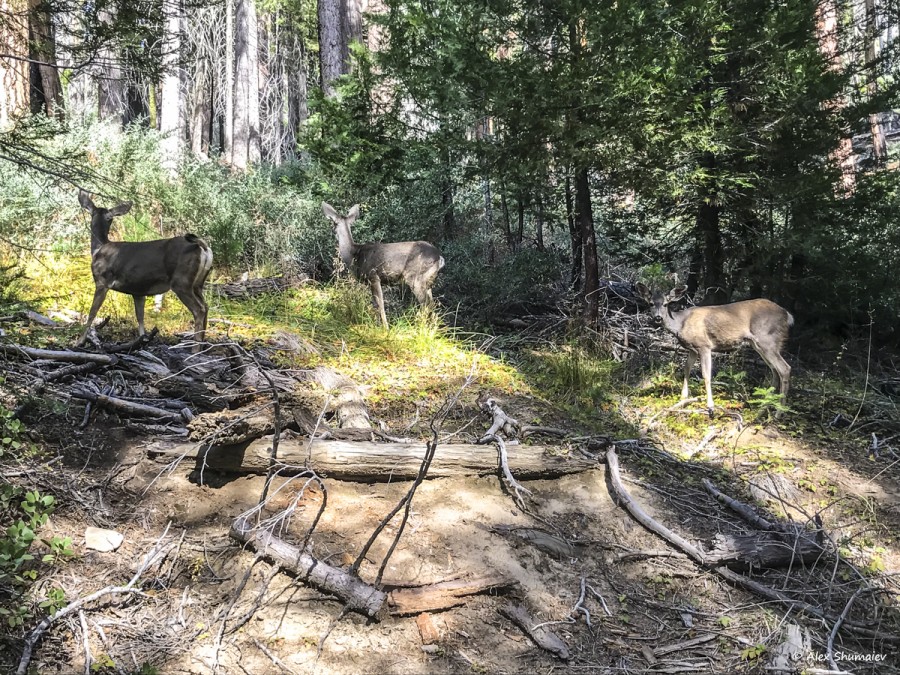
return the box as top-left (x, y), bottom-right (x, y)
top-left (1, 278), bottom-right (899, 675)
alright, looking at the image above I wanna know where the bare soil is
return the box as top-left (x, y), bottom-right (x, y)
top-left (5, 378), bottom-right (900, 675)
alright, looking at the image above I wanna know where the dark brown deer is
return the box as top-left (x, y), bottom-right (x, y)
top-left (322, 202), bottom-right (444, 328)
top-left (636, 283), bottom-right (793, 414)
top-left (77, 190), bottom-right (213, 349)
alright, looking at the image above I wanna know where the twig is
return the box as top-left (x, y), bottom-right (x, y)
top-left (826, 588), bottom-right (863, 670)
top-left (253, 638), bottom-right (298, 674)
top-left (16, 523), bottom-right (172, 675)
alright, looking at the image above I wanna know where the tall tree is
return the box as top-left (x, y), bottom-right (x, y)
top-left (232, 0), bottom-right (260, 168)
top-left (318, 0), bottom-right (343, 95)
top-left (160, 0), bottom-right (184, 171)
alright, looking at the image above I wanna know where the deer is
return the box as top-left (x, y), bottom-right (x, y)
top-left (321, 202), bottom-right (445, 328)
top-left (636, 283), bottom-right (793, 415)
top-left (77, 190), bottom-right (214, 350)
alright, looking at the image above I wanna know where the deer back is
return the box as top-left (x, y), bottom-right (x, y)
top-left (93, 236), bottom-right (210, 296)
top-left (354, 240), bottom-right (443, 284)
top-left (674, 300), bottom-right (792, 352)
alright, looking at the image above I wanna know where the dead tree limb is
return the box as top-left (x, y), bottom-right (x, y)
top-left (386, 575), bottom-right (517, 615)
top-left (605, 447), bottom-right (706, 564)
top-left (0, 344), bottom-right (118, 364)
top-left (70, 390), bottom-right (186, 422)
top-left (16, 523), bottom-right (173, 675)
top-left (228, 517), bottom-right (386, 619)
top-left (499, 603), bottom-right (571, 660)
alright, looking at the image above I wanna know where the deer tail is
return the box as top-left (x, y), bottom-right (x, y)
top-left (438, 256), bottom-right (445, 270)
top-left (185, 234), bottom-right (214, 285)
top-left (786, 311), bottom-right (795, 328)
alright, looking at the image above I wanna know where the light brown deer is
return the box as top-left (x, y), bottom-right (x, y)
top-left (322, 202), bottom-right (444, 328)
top-left (77, 190), bottom-right (214, 349)
top-left (636, 283), bottom-right (793, 414)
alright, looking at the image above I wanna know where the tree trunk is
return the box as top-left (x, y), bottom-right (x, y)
top-left (565, 172), bottom-right (582, 294)
top-left (286, 19), bottom-right (308, 158)
top-left (97, 9), bottom-right (124, 125)
top-left (441, 156), bottom-right (456, 240)
top-left (696, 153), bottom-right (726, 304)
top-left (341, 0), bottom-right (363, 71)
top-left (535, 194), bottom-right (545, 251)
top-left (159, 0), bottom-right (184, 172)
top-left (318, 0), bottom-right (343, 96)
top-left (0, 0), bottom-right (30, 126)
top-left (224, 0), bottom-right (234, 162)
top-left (515, 195), bottom-right (525, 251)
top-left (816, 0), bottom-right (855, 190)
top-left (232, 0), bottom-right (260, 169)
top-left (865, 0), bottom-right (887, 161)
top-left (575, 167), bottom-right (599, 324)
top-left (27, 0), bottom-right (63, 119)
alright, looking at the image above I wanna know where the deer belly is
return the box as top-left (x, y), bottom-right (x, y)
top-left (107, 277), bottom-right (171, 296)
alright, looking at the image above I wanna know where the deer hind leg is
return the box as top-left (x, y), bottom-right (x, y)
top-left (77, 286), bottom-right (109, 346)
top-left (132, 295), bottom-right (146, 336)
top-left (369, 275), bottom-right (389, 328)
top-left (682, 350), bottom-right (697, 400)
top-left (171, 286), bottom-right (208, 348)
top-left (752, 340), bottom-right (791, 400)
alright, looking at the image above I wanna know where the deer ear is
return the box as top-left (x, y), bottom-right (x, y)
top-left (669, 286), bottom-right (687, 301)
top-left (78, 190), bottom-right (95, 212)
top-left (107, 202), bottom-right (132, 218)
top-left (322, 202), bottom-right (339, 221)
top-left (346, 204), bottom-right (360, 223)
top-left (635, 282), bottom-right (650, 301)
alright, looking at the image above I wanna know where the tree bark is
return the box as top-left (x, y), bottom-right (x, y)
top-left (159, 0), bottom-right (184, 172)
top-left (318, 0), bottom-right (343, 96)
top-left (147, 437), bottom-right (596, 481)
top-left (96, 9), bottom-right (124, 124)
top-left (341, 0), bottom-right (363, 71)
top-left (865, 0), bottom-right (887, 161)
top-left (575, 167), bottom-right (599, 324)
top-left (0, 0), bottom-right (30, 126)
top-left (224, 0), bottom-right (234, 162)
top-left (696, 152), bottom-right (726, 304)
top-left (27, 0), bottom-right (63, 119)
top-left (232, 0), bottom-right (260, 168)
top-left (565, 172), bottom-right (582, 294)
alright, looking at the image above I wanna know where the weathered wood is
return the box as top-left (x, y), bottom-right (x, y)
top-left (187, 408), bottom-right (297, 444)
top-left (71, 390), bottom-right (185, 421)
top-left (0, 344), bottom-right (118, 364)
top-left (154, 374), bottom-right (232, 412)
top-left (229, 517), bottom-right (387, 619)
top-left (605, 447), bottom-right (707, 564)
top-left (387, 575), bottom-right (516, 616)
top-left (705, 531), bottom-right (824, 571)
top-left (147, 436), bottom-right (595, 481)
top-left (311, 366), bottom-right (371, 430)
top-left (498, 603), bottom-right (571, 660)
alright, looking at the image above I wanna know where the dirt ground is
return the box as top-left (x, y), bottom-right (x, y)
top-left (6, 377), bottom-right (900, 675)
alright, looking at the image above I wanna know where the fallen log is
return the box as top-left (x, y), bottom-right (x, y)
top-left (0, 344), bottom-right (117, 364)
top-left (311, 367), bottom-right (371, 430)
top-left (386, 575), bottom-right (516, 615)
top-left (229, 517), bottom-right (386, 619)
top-left (147, 436), bottom-right (595, 481)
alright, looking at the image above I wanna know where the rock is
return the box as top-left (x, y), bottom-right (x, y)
top-left (85, 527), bottom-right (124, 552)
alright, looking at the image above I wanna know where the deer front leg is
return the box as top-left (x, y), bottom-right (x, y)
top-left (133, 295), bottom-right (146, 336)
top-left (682, 350), bottom-right (696, 400)
top-left (77, 286), bottom-right (109, 346)
top-left (698, 348), bottom-right (715, 414)
top-left (369, 275), bottom-right (389, 328)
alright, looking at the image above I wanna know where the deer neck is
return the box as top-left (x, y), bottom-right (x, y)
top-left (90, 217), bottom-right (111, 255)
top-left (661, 305), bottom-right (690, 338)
top-left (334, 220), bottom-right (358, 270)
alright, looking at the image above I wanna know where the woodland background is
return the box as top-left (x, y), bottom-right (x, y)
top-left (1, 1), bottom-right (900, 673)
top-left (0, 0), bottom-right (899, 337)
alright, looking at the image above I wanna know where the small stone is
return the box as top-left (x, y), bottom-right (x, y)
top-left (85, 527), bottom-right (124, 552)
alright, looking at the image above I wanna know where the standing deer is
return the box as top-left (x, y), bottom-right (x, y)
top-left (636, 283), bottom-right (793, 414)
top-left (77, 190), bottom-right (213, 349)
top-left (322, 202), bottom-right (445, 328)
